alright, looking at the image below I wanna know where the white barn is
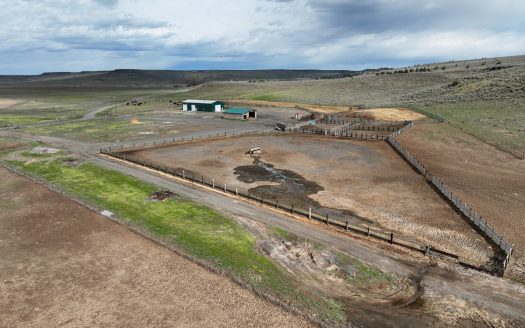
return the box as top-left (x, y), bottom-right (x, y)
top-left (182, 99), bottom-right (224, 112)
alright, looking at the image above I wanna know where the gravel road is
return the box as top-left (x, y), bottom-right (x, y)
top-left (2, 128), bottom-right (525, 323)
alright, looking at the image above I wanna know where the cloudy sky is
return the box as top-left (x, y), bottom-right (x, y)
top-left (1, 0), bottom-right (524, 74)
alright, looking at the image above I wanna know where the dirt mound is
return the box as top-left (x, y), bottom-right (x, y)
top-left (358, 108), bottom-right (427, 121)
top-left (0, 98), bottom-right (22, 110)
top-left (0, 142), bottom-right (24, 151)
top-left (31, 146), bottom-right (59, 154)
top-left (130, 117), bottom-right (141, 124)
top-left (257, 235), bottom-right (407, 299)
top-left (149, 190), bottom-right (176, 201)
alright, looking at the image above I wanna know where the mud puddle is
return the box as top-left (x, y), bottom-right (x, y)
top-left (234, 158), bottom-right (373, 225)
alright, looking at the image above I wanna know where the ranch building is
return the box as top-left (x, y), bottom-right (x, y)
top-left (182, 99), bottom-right (224, 112)
top-left (222, 108), bottom-right (257, 120)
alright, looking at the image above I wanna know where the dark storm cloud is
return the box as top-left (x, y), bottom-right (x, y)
top-left (306, 0), bottom-right (525, 36)
top-left (0, 0), bottom-right (524, 73)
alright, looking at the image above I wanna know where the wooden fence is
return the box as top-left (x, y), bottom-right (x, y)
top-left (289, 119), bottom-right (407, 139)
top-left (102, 129), bottom-right (275, 154)
top-left (386, 122), bottom-right (514, 272)
top-left (319, 118), bottom-right (407, 126)
top-left (292, 127), bottom-right (388, 140)
top-left (101, 119), bottom-right (514, 274)
top-left (430, 176), bottom-right (513, 268)
top-left (100, 147), bottom-right (460, 262)
top-left (387, 137), bottom-right (427, 176)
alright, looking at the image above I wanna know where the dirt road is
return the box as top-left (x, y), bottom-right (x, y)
top-left (124, 134), bottom-right (493, 266)
top-left (0, 166), bottom-right (312, 328)
top-left (81, 85), bottom-right (204, 120)
top-left (2, 129), bottom-right (525, 324)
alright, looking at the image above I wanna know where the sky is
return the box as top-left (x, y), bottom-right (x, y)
top-left (1, 0), bottom-right (524, 74)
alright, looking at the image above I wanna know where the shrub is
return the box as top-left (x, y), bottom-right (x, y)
top-left (448, 80), bottom-right (460, 87)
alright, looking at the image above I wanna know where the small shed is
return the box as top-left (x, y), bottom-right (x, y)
top-left (222, 108), bottom-right (257, 120)
top-left (182, 99), bottom-right (224, 112)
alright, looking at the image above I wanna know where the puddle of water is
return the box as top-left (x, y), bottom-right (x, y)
top-left (234, 158), bottom-right (373, 225)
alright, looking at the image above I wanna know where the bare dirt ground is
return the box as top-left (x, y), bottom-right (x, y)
top-left (0, 166), bottom-right (312, 328)
top-left (0, 98), bottom-right (22, 110)
top-left (125, 134), bottom-right (494, 267)
top-left (397, 123), bottom-right (525, 279)
top-left (123, 105), bottom-right (309, 138)
top-left (357, 108), bottom-right (427, 121)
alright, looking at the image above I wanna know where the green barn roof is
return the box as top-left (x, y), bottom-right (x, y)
top-left (223, 108), bottom-right (252, 115)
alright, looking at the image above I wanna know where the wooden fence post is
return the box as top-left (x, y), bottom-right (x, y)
top-left (390, 232), bottom-right (394, 244)
top-left (182, 170), bottom-right (185, 179)
top-left (308, 208), bottom-right (312, 219)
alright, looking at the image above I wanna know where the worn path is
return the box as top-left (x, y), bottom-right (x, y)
top-left (1, 128), bottom-right (525, 323)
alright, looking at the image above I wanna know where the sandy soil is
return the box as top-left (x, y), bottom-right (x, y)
top-left (0, 98), bottom-right (21, 110)
top-left (358, 108), bottom-right (427, 121)
top-left (396, 123), bottom-right (525, 278)
top-left (126, 134), bottom-right (494, 267)
top-left (0, 166), bottom-right (312, 328)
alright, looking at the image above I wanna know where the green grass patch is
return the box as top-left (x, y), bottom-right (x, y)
top-left (0, 114), bottom-right (52, 125)
top-left (5, 157), bottom-right (346, 324)
top-left (0, 88), bottom-right (178, 121)
top-left (251, 93), bottom-right (283, 101)
top-left (270, 226), bottom-right (291, 239)
top-left (25, 118), bottom-right (160, 142)
top-left (335, 252), bottom-right (397, 288)
top-left (270, 226), bottom-right (325, 250)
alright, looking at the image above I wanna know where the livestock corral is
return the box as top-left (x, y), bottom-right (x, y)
top-left (105, 116), bottom-right (511, 273)
top-left (397, 123), bottom-right (525, 280)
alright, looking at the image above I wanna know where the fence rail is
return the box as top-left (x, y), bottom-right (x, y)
top-left (386, 123), bottom-right (427, 176)
top-left (430, 176), bottom-right (513, 267)
top-left (102, 129), bottom-right (276, 154)
top-left (100, 119), bottom-right (514, 274)
top-left (292, 127), bottom-right (389, 140)
top-left (287, 119), bottom-right (408, 139)
top-left (386, 122), bottom-right (514, 272)
top-left (100, 148), bottom-right (462, 262)
top-left (319, 118), bottom-right (407, 126)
